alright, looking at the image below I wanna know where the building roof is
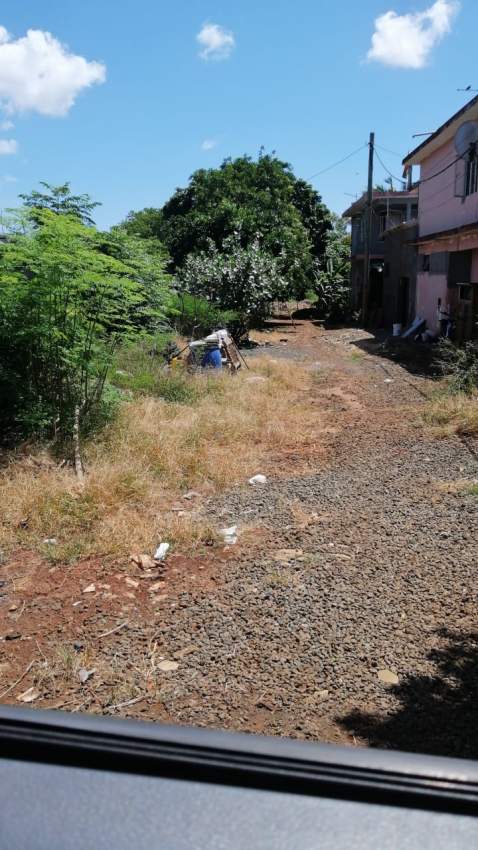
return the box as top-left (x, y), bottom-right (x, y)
top-left (402, 94), bottom-right (478, 168)
top-left (342, 189), bottom-right (418, 218)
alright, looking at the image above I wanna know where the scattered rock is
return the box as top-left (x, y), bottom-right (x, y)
top-left (157, 660), bottom-right (179, 672)
top-left (174, 644), bottom-right (198, 660)
top-left (78, 667), bottom-right (96, 684)
top-left (5, 632), bottom-right (21, 641)
top-left (377, 669), bottom-right (399, 685)
top-left (150, 580), bottom-right (166, 593)
top-left (17, 687), bottom-right (40, 703)
top-left (82, 583), bottom-right (96, 594)
top-left (183, 491), bottom-right (200, 501)
top-left (273, 548), bottom-right (303, 562)
top-left (130, 553), bottom-right (156, 570)
top-left (125, 577), bottom-right (139, 589)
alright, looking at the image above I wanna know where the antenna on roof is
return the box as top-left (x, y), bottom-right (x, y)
top-left (457, 86), bottom-right (478, 92)
top-left (412, 132), bottom-right (434, 138)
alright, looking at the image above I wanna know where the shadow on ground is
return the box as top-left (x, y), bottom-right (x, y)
top-left (352, 332), bottom-right (442, 379)
top-left (338, 629), bottom-right (478, 759)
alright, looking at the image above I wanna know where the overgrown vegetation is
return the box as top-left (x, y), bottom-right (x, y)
top-left (0, 357), bottom-right (321, 562)
top-left (0, 207), bottom-right (170, 443)
top-left (313, 214), bottom-right (351, 322)
top-left (424, 340), bottom-right (478, 437)
top-left (0, 162), bottom-right (347, 457)
top-left (436, 339), bottom-right (478, 394)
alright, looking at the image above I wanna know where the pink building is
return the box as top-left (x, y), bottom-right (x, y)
top-left (403, 97), bottom-right (478, 341)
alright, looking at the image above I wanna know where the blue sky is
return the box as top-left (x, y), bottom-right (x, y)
top-left (0, 0), bottom-right (475, 229)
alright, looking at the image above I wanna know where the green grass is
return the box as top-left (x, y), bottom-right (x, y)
top-left (111, 340), bottom-right (225, 405)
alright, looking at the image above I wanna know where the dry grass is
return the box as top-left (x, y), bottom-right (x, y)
top-left (0, 357), bottom-right (322, 562)
top-left (423, 390), bottom-right (478, 438)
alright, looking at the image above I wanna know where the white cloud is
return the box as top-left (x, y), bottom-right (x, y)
top-left (197, 23), bottom-right (235, 61)
top-left (201, 138), bottom-right (218, 150)
top-left (0, 26), bottom-right (106, 116)
top-left (3, 173), bottom-right (17, 182)
top-left (367, 0), bottom-right (460, 69)
top-left (0, 139), bottom-right (17, 154)
top-left (0, 119), bottom-right (13, 130)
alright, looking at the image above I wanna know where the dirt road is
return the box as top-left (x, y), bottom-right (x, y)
top-left (2, 322), bottom-right (478, 758)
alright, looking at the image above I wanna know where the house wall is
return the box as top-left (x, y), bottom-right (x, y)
top-left (419, 138), bottom-right (478, 237)
top-left (415, 273), bottom-right (448, 333)
top-left (351, 201), bottom-right (418, 257)
top-left (383, 223), bottom-right (418, 328)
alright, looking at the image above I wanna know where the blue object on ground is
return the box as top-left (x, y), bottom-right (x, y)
top-left (201, 347), bottom-right (222, 369)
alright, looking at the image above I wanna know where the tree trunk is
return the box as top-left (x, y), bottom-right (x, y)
top-left (73, 404), bottom-right (85, 483)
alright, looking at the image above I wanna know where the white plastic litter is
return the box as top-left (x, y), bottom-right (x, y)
top-left (220, 525), bottom-right (238, 545)
top-left (154, 542), bottom-right (170, 561)
top-left (249, 474), bottom-right (267, 485)
top-left (43, 538), bottom-right (58, 545)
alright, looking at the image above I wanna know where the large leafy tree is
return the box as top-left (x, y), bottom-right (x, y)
top-left (0, 210), bottom-right (171, 441)
top-left (121, 153), bottom-right (332, 294)
top-left (19, 181), bottom-right (101, 226)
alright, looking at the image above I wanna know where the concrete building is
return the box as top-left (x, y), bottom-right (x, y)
top-left (403, 95), bottom-right (478, 342)
top-left (382, 220), bottom-right (419, 330)
top-left (343, 190), bottom-right (418, 326)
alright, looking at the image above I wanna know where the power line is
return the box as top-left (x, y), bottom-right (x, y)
top-left (420, 154), bottom-right (463, 183)
top-left (374, 148), bottom-right (405, 184)
top-left (307, 143), bottom-right (367, 180)
top-left (375, 146), bottom-right (464, 187)
top-left (375, 143), bottom-right (403, 159)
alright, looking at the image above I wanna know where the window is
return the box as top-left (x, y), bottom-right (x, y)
top-left (379, 210), bottom-right (403, 237)
top-left (458, 284), bottom-right (472, 302)
top-left (421, 254), bottom-right (430, 272)
top-left (465, 151), bottom-right (478, 197)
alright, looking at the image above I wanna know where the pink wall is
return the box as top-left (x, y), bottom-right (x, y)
top-left (419, 139), bottom-right (478, 237)
top-left (415, 273), bottom-right (448, 333)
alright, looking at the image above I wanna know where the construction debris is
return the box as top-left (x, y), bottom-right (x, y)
top-left (249, 474), bottom-right (267, 485)
top-left (154, 543), bottom-right (170, 561)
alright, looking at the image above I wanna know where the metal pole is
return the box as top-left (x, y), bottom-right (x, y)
top-left (362, 132), bottom-right (375, 323)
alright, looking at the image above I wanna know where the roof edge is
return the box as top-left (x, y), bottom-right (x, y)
top-left (402, 94), bottom-right (478, 167)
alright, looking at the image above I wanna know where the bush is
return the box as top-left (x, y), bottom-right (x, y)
top-left (169, 292), bottom-right (241, 339)
top-left (0, 209), bottom-right (171, 444)
top-left (177, 233), bottom-right (288, 323)
top-left (435, 339), bottom-right (478, 394)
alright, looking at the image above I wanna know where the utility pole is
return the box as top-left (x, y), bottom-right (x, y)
top-left (362, 131), bottom-right (375, 323)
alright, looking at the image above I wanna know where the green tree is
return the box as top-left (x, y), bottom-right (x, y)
top-left (314, 215), bottom-right (351, 321)
top-left (19, 181), bottom-right (101, 226)
top-left (118, 207), bottom-right (164, 241)
top-left (121, 153), bottom-right (331, 294)
top-left (0, 210), bottom-right (171, 443)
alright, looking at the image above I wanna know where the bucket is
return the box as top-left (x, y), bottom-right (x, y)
top-left (392, 323), bottom-right (402, 337)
